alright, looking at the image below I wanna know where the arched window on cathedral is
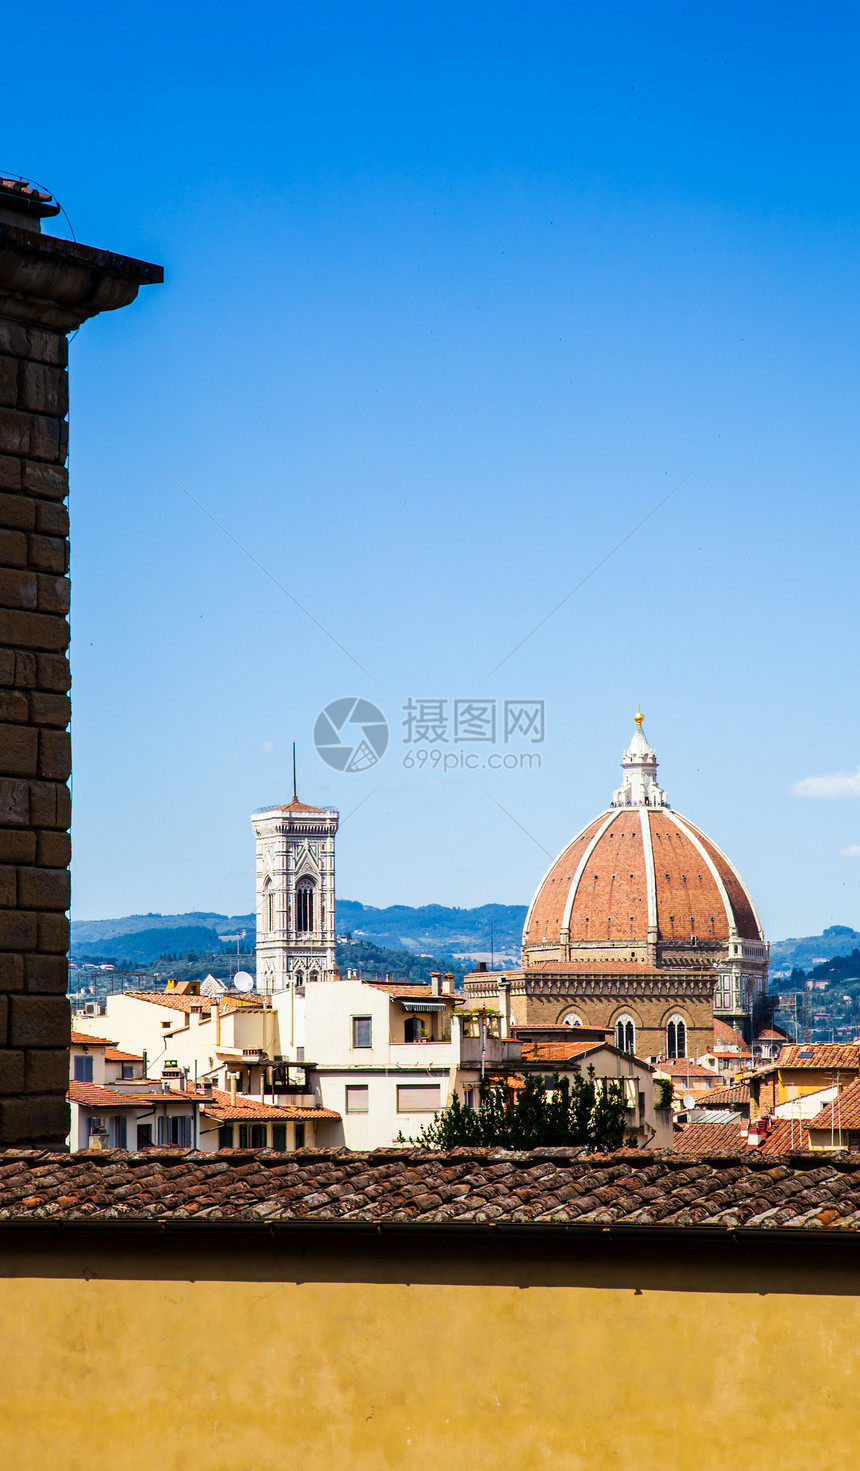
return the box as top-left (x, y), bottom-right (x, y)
top-left (666, 1015), bottom-right (687, 1059)
top-left (562, 1013), bottom-right (583, 1028)
top-left (615, 1015), bottom-right (635, 1054)
top-left (296, 881), bottom-right (315, 933)
top-left (263, 877), bottom-right (274, 933)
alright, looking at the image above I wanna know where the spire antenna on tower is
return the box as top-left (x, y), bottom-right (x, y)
top-left (292, 742), bottom-right (297, 802)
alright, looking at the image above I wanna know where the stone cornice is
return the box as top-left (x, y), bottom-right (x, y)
top-left (0, 223), bottom-right (162, 330)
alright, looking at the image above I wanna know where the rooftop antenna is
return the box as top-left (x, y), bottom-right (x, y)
top-left (292, 741), bottom-right (297, 802)
top-left (490, 918), bottom-right (495, 972)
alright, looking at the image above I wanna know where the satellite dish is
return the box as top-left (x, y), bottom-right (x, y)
top-left (683, 1094), bottom-right (695, 1110)
top-left (233, 971), bottom-right (255, 993)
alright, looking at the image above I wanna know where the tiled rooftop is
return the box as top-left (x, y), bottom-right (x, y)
top-left (519, 1040), bottom-right (606, 1062)
top-left (70, 1032), bottom-right (116, 1047)
top-left (809, 1078), bottom-right (860, 1133)
top-left (768, 1044), bottom-right (860, 1072)
top-left (2, 1148), bottom-right (860, 1229)
top-left (691, 1084), bottom-right (751, 1107)
top-left (68, 1082), bottom-right (340, 1122)
top-left (674, 1119), bottom-right (746, 1154)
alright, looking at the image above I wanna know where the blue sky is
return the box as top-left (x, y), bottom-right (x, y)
top-left (6, 2), bottom-right (860, 937)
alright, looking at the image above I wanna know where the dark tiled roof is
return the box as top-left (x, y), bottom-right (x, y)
top-left (2, 1149), bottom-right (860, 1229)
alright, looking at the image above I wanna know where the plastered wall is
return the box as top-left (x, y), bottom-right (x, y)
top-left (0, 1228), bottom-right (856, 1470)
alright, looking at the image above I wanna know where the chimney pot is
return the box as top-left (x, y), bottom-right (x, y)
top-left (0, 176), bottom-right (61, 233)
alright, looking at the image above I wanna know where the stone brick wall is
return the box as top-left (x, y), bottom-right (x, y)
top-left (0, 321), bottom-right (72, 1142)
top-left (0, 198), bottom-right (161, 1144)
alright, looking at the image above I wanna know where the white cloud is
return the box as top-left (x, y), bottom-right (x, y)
top-left (259, 740), bottom-right (275, 753)
top-left (790, 767), bottom-right (860, 799)
top-left (840, 844), bottom-right (860, 859)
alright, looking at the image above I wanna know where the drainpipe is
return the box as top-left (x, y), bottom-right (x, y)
top-left (497, 978), bottom-right (511, 1041)
top-left (215, 1005), bottom-right (221, 1048)
top-left (230, 1073), bottom-right (237, 1106)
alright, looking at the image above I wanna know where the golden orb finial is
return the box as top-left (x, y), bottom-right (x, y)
top-left (634, 706), bottom-right (644, 726)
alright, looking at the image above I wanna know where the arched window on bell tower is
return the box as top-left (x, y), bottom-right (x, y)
top-left (263, 877), bottom-right (274, 934)
top-left (296, 880), bottom-right (315, 933)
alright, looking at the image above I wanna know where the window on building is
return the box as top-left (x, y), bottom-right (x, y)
top-left (352, 1015), bottom-right (372, 1049)
top-left (346, 1085), bottom-right (369, 1114)
top-left (218, 1123), bottom-right (234, 1149)
top-left (563, 1014), bottom-right (583, 1028)
top-left (296, 881), bottom-right (315, 932)
top-left (464, 1087), bottom-right (476, 1110)
top-left (158, 1115), bottom-right (193, 1147)
top-left (108, 1115), bottom-right (127, 1149)
top-left (666, 1017), bottom-right (687, 1060)
top-left (263, 877), bottom-right (274, 933)
top-left (849, 1132), bottom-right (860, 1150)
top-left (272, 1123), bottom-right (287, 1150)
top-left (396, 1084), bottom-right (441, 1114)
top-left (615, 1016), bottom-right (635, 1054)
top-left (121, 1063), bottom-right (135, 1080)
top-left (404, 1015), bottom-right (423, 1043)
top-left (73, 1054), bottom-right (93, 1082)
top-left (294, 1123), bottom-right (306, 1149)
top-left (137, 1123), bottom-right (153, 1147)
top-left (250, 1123), bottom-right (266, 1148)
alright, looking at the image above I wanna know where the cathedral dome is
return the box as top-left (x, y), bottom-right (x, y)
top-left (523, 714), bottom-right (764, 964)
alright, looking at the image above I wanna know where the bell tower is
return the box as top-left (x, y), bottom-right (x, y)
top-left (252, 789), bottom-right (339, 993)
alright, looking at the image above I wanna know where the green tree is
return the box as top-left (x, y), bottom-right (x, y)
top-left (408, 1068), bottom-right (629, 1151)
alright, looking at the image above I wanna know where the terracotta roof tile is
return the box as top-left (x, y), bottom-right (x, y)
top-left (674, 1119), bottom-right (746, 1154)
top-left (68, 1081), bottom-right (339, 1122)
top-left (713, 1018), bottom-right (748, 1048)
top-left (104, 1048), bottom-right (143, 1063)
top-left (690, 1084), bottom-right (751, 1107)
top-left (657, 1062), bottom-right (715, 1079)
top-left (520, 1040), bottom-right (607, 1062)
top-left (809, 1079), bottom-right (860, 1133)
top-left (767, 1044), bottom-right (860, 1072)
top-left (758, 1118), bottom-right (810, 1154)
top-left (70, 1032), bottom-right (115, 1046)
top-left (3, 1148), bottom-right (860, 1229)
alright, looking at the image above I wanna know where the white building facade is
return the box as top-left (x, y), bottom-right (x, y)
top-left (252, 796), bottom-right (339, 993)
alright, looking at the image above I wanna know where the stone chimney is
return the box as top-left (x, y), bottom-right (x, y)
top-left (430, 972), bottom-right (442, 996)
top-left (0, 178), bottom-right (161, 1145)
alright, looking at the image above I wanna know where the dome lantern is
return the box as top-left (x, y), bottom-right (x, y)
top-left (611, 709), bottom-right (669, 809)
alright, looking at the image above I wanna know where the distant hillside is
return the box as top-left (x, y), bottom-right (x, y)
top-left (72, 909), bottom-right (860, 977)
top-left (71, 926), bottom-right (253, 967)
top-left (769, 926), bottom-right (860, 977)
top-left (71, 912), bottom-right (255, 947)
top-left (335, 901), bottom-right (526, 962)
top-left (71, 902), bottom-right (527, 967)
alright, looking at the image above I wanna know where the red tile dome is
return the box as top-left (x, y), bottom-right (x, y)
top-left (523, 716), bottom-right (764, 960)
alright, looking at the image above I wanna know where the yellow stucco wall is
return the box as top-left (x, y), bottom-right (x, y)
top-left (0, 1230), bottom-right (857, 1469)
